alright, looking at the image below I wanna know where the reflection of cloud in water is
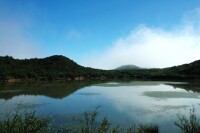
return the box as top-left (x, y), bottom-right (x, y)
top-left (77, 92), bottom-right (101, 96)
top-left (0, 95), bottom-right (54, 113)
top-left (1, 81), bottom-right (199, 133)
top-left (144, 91), bottom-right (200, 99)
top-left (98, 83), bottom-right (200, 130)
top-left (153, 105), bottom-right (188, 112)
top-left (95, 81), bottom-right (188, 87)
top-left (99, 86), bottom-right (161, 123)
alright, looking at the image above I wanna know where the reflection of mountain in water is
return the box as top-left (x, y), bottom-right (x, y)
top-left (0, 81), bottom-right (100, 100)
top-left (1, 81), bottom-right (200, 100)
top-left (95, 81), bottom-right (163, 87)
top-left (166, 82), bottom-right (200, 93)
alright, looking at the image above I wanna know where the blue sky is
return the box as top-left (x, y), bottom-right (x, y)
top-left (0, 0), bottom-right (200, 69)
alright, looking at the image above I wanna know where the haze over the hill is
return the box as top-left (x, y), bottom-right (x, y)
top-left (115, 65), bottom-right (141, 70)
top-left (0, 1), bottom-right (200, 69)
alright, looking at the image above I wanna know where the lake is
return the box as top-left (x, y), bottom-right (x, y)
top-left (0, 81), bottom-right (200, 133)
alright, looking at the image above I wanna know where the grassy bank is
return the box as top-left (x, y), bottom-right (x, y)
top-left (0, 107), bottom-right (199, 133)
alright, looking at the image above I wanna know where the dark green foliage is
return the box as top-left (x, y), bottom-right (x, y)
top-left (0, 55), bottom-right (112, 81)
top-left (65, 109), bottom-right (111, 133)
top-left (1, 55), bottom-right (126, 82)
top-left (0, 111), bottom-right (51, 133)
top-left (174, 107), bottom-right (200, 133)
top-left (163, 60), bottom-right (200, 79)
top-left (137, 124), bottom-right (159, 133)
top-left (2, 107), bottom-right (200, 133)
top-left (97, 117), bottom-right (110, 133)
top-left (0, 55), bottom-right (200, 82)
top-left (0, 108), bottom-right (159, 133)
top-left (81, 109), bottom-right (100, 133)
top-left (65, 109), bottom-right (159, 133)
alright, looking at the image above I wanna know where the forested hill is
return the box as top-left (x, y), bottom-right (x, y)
top-left (116, 60), bottom-right (200, 80)
top-left (0, 55), bottom-right (114, 82)
top-left (0, 55), bottom-right (200, 82)
top-left (163, 60), bottom-right (200, 78)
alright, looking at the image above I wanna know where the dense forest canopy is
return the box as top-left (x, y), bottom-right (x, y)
top-left (0, 55), bottom-right (200, 82)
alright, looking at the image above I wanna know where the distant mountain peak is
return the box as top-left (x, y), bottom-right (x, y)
top-left (115, 65), bottom-right (141, 70)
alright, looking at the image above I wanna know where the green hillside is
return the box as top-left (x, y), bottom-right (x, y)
top-left (0, 55), bottom-right (106, 81)
top-left (0, 55), bottom-right (200, 82)
top-left (164, 60), bottom-right (200, 75)
top-left (0, 55), bottom-right (121, 82)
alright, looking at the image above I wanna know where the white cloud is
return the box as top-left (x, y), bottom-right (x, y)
top-left (0, 20), bottom-right (41, 59)
top-left (83, 8), bottom-right (200, 70)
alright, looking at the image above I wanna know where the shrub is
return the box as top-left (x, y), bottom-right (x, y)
top-left (65, 109), bottom-right (159, 133)
top-left (174, 107), bottom-right (200, 133)
top-left (0, 111), bottom-right (51, 133)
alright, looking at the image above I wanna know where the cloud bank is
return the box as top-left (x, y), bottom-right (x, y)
top-left (83, 8), bottom-right (200, 70)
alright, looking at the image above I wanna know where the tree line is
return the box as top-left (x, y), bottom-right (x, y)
top-left (0, 55), bottom-right (200, 82)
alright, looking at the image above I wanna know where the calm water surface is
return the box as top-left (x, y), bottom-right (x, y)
top-left (0, 81), bottom-right (200, 133)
